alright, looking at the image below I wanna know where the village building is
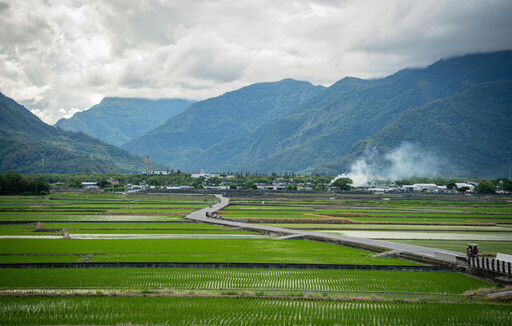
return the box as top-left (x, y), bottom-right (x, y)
top-left (81, 182), bottom-right (99, 189)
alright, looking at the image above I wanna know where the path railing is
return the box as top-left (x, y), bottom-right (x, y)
top-left (467, 256), bottom-right (512, 275)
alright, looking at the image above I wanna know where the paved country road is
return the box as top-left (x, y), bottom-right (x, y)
top-left (185, 195), bottom-right (465, 261)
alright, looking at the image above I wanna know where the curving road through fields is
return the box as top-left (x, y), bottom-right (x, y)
top-left (186, 194), bottom-right (465, 262)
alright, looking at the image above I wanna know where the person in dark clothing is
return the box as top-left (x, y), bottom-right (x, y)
top-left (472, 246), bottom-right (479, 257)
top-left (467, 245), bottom-right (472, 259)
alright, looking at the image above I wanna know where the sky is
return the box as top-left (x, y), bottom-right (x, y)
top-left (1, 0), bottom-right (512, 124)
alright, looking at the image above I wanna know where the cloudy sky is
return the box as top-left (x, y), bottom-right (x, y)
top-left (1, 0), bottom-right (512, 124)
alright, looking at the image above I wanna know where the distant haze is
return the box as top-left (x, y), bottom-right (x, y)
top-left (0, 0), bottom-right (511, 124)
top-left (334, 143), bottom-right (440, 187)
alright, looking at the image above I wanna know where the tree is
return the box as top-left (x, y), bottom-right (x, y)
top-left (331, 177), bottom-right (353, 191)
top-left (446, 182), bottom-right (457, 190)
top-left (242, 181), bottom-right (257, 190)
top-left (497, 178), bottom-right (512, 192)
top-left (97, 179), bottom-right (110, 188)
top-left (69, 179), bottom-right (82, 188)
top-left (475, 182), bottom-right (495, 194)
top-left (0, 171), bottom-right (50, 195)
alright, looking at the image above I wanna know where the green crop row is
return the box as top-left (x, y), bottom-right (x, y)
top-left (1, 296), bottom-right (510, 325)
top-left (0, 239), bottom-right (415, 265)
top-left (0, 255), bottom-right (82, 263)
top-left (222, 207), bottom-right (512, 219)
top-left (0, 268), bottom-right (492, 294)
top-left (0, 222), bottom-right (236, 236)
top-left (0, 213), bottom-right (184, 221)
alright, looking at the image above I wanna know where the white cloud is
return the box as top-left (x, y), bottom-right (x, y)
top-left (1, 0), bottom-right (511, 124)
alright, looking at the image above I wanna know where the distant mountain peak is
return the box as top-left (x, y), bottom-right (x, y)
top-left (55, 97), bottom-right (194, 146)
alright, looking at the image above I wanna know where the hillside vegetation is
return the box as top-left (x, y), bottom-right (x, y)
top-left (122, 79), bottom-right (325, 167)
top-left (55, 97), bottom-right (194, 146)
top-left (0, 92), bottom-right (158, 174)
top-left (318, 80), bottom-right (512, 177)
top-left (182, 51), bottom-right (512, 176)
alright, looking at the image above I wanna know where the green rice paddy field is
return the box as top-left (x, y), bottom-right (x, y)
top-left (225, 195), bottom-right (512, 258)
top-left (2, 296), bottom-right (511, 326)
top-left (0, 268), bottom-right (490, 294)
top-left (0, 238), bottom-right (413, 265)
top-left (0, 192), bottom-right (510, 325)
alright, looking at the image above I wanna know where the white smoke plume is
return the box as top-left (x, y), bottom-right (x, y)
top-left (333, 142), bottom-right (439, 187)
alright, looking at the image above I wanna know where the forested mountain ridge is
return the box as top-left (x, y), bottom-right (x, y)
top-left (2, 51), bottom-right (511, 177)
top-left (122, 79), bottom-right (325, 167)
top-left (185, 51), bottom-right (512, 176)
top-left (316, 80), bottom-right (512, 177)
top-left (0, 92), bottom-right (158, 174)
top-left (55, 97), bottom-right (194, 146)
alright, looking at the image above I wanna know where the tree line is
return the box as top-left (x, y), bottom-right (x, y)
top-left (0, 171), bottom-right (50, 195)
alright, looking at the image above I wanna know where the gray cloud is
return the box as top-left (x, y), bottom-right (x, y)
top-left (1, 0), bottom-right (512, 124)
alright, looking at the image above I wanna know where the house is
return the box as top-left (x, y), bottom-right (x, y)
top-left (81, 182), bottom-right (99, 189)
top-left (164, 185), bottom-right (192, 190)
top-left (413, 183), bottom-right (438, 192)
top-left (401, 185), bottom-right (415, 192)
top-left (455, 183), bottom-right (475, 191)
top-left (191, 169), bottom-right (220, 179)
top-left (437, 185), bottom-right (448, 192)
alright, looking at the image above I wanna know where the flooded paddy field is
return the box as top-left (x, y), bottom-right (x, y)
top-left (226, 193), bottom-right (512, 258)
top-left (0, 192), bottom-right (509, 324)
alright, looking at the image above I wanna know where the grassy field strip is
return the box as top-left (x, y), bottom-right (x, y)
top-left (0, 230), bottom-right (256, 236)
top-left (221, 210), bottom-right (512, 219)
top-left (220, 209), bottom-right (512, 220)
top-left (0, 268), bottom-right (492, 294)
top-left (318, 230), bottom-right (512, 241)
top-left (65, 230), bottom-right (255, 235)
top-left (0, 239), bottom-right (416, 265)
top-left (0, 233), bottom-right (264, 239)
top-left (236, 217), bottom-right (512, 224)
top-left (0, 288), bottom-right (472, 303)
top-left (227, 206), bottom-right (512, 214)
top-left (260, 223), bottom-right (512, 231)
top-left (0, 222), bottom-right (241, 235)
top-left (1, 296), bottom-right (511, 325)
top-left (0, 255), bottom-right (82, 263)
top-left (0, 214), bottom-right (185, 221)
top-left (38, 222), bottom-right (227, 229)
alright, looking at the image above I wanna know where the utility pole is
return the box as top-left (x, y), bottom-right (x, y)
top-left (146, 156), bottom-right (150, 175)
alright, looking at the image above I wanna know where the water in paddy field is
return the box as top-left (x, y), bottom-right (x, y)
top-left (319, 230), bottom-right (512, 241)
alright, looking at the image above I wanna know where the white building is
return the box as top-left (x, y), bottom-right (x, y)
top-left (455, 183), bottom-right (475, 191)
top-left (191, 169), bottom-right (220, 179)
top-left (413, 183), bottom-right (438, 192)
top-left (81, 182), bottom-right (99, 189)
top-left (401, 185), bottom-right (415, 192)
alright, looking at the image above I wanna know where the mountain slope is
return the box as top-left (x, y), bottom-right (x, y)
top-left (0, 92), bottom-right (156, 173)
top-left (55, 98), bottom-right (194, 146)
top-left (191, 51), bottom-right (512, 173)
top-left (0, 137), bottom-right (112, 174)
top-left (318, 80), bottom-right (512, 177)
top-left (122, 79), bottom-right (325, 167)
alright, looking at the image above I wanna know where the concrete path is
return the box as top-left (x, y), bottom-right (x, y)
top-left (186, 195), bottom-right (465, 260)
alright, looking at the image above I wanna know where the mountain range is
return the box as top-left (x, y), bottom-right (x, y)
top-left (1, 50), bottom-right (511, 177)
top-left (121, 79), bottom-right (325, 166)
top-left (179, 51), bottom-right (512, 176)
top-left (55, 97), bottom-right (194, 146)
top-left (0, 93), bottom-right (162, 174)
